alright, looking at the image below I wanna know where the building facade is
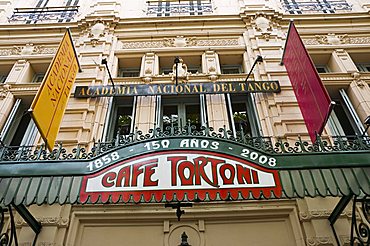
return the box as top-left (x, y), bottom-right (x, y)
top-left (0, 0), bottom-right (369, 245)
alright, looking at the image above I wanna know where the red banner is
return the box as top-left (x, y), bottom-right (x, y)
top-left (282, 22), bottom-right (332, 142)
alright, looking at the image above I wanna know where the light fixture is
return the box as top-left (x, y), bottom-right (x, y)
top-left (174, 56), bottom-right (180, 86)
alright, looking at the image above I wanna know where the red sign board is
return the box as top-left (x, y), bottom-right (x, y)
top-left (282, 22), bottom-right (331, 142)
top-left (80, 150), bottom-right (282, 203)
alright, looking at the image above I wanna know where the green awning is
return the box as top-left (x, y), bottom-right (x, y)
top-left (0, 133), bottom-right (369, 206)
top-left (0, 167), bottom-right (369, 206)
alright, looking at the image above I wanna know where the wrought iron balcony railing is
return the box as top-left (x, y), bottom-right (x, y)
top-left (0, 125), bottom-right (369, 162)
top-left (282, 0), bottom-right (352, 14)
top-left (8, 6), bottom-right (79, 24)
top-left (147, 1), bottom-right (213, 17)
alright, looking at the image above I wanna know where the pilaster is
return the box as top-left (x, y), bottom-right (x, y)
top-left (329, 49), bottom-right (358, 73)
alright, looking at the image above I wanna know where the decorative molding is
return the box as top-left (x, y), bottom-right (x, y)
top-left (121, 38), bottom-right (239, 49)
top-left (352, 72), bottom-right (367, 88)
top-left (299, 209), bottom-right (352, 221)
top-left (315, 33), bottom-right (349, 45)
top-left (16, 216), bottom-right (69, 228)
top-left (303, 36), bottom-right (370, 45)
top-left (19, 243), bottom-right (59, 246)
top-left (0, 84), bottom-right (11, 98)
top-left (306, 237), bottom-right (334, 246)
top-left (339, 236), bottom-right (351, 246)
top-left (163, 36), bottom-right (196, 47)
top-left (251, 13), bottom-right (274, 41)
top-left (0, 45), bottom-right (57, 56)
top-left (349, 37), bottom-right (370, 44)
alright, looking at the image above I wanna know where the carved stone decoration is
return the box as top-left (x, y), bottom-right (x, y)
top-left (0, 45), bottom-right (57, 56)
top-left (252, 13), bottom-right (273, 41)
top-left (208, 66), bottom-right (218, 82)
top-left (306, 237), bottom-right (334, 246)
top-left (315, 33), bottom-right (349, 45)
top-left (304, 36), bottom-right (370, 45)
top-left (171, 58), bottom-right (189, 83)
top-left (141, 52), bottom-right (157, 83)
top-left (352, 72), bottom-right (367, 88)
top-left (89, 21), bottom-right (106, 39)
top-left (0, 84), bottom-right (11, 98)
top-left (164, 36), bottom-right (196, 47)
top-left (88, 21), bottom-right (106, 47)
top-left (121, 38), bottom-right (238, 49)
top-left (15, 216), bottom-right (69, 228)
top-left (299, 209), bottom-right (352, 222)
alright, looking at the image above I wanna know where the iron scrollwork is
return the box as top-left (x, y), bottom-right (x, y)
top-left (0, 126), bottom-right (370, 162)
top-left (0, 206), bottom-right (18, 246)
top-left (351, 196), bottom-right (370, 245)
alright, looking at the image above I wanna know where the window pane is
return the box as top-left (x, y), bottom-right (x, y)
top-left (185, 104), bottom-right (201, 129)
top-left (107, 97), bottom-right (135, 140)
top-left (10, 113), bottom-right (31, 146)
top-left (160, 95), bottom-right (202, 130)
top-left (115, 107), bottom-right (133, 136)
top-left (232, 103), bottom-right (252, 136)
top-left (227, 94), bottom-right (258, 137)
top-left (163, 105), bottom-right (178, 129)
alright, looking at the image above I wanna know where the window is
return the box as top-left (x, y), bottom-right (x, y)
top-left (226, 94), bottom-right (260, 137)
top-left (157, 95), bottom-right (207, 130)
top-left (315, 65), bottom-right (330, 73)
top-left (327, 89), bottom-right (364, 136)
top-left (356, 64), bottom-right (370, 72)
top-left (221, 65), bottom-right (243, 74)
top-left (0, 64), bottom-right (12, 84)
top-left (32, 73), bottom-right (45, 83)
top-left (118, 68), bottom-right (140, 78)
top-left (104, 97), bottom-right (136, 141)
top-left (118, 57), bottom-right (141, 78)
top-left (0, 75), bottom-right (7, 83)
top-left (219, 54), bottom-right (244, 75)
top-left (147, 0), bottom-right (213, 17)
top-left (159, 55), bottom-right (202, 76)
top-left (0, 98), bottom-right (38, 146)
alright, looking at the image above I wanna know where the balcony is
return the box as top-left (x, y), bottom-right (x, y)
top-left (147, 1), bottom-right (213, 17)
top-left (8, 6), bottom-right (79, 24)
top-left (281, 0), bottom-right (352, 14)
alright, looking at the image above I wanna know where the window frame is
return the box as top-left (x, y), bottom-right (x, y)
top-left (156, 94), bottom-right (207, 130)
top-left (0, 98), bottom-right (38, 146)
top-left (225, 94), bottom-right (261, 138)
top-left (103, 97), bottom-right (137, 141)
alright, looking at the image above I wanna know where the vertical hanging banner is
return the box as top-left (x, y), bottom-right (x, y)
top-left (30, 29), bottom-right (80, 151)
top-left (282, 21), bottom-right (332, 142)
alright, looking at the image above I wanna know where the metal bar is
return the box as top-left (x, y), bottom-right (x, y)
top-left (245, 55), bottom-right (263, 82)
top-left (328, 195), bottom-right (353, 246)
top-left (101, 59), bottom-right (116, 92)
top-left (317, 101), bottom-right (336, 138)
top-left (13, 204), bottom-right (42, 234)
top-left (280, 20), bottom-right (294, 65)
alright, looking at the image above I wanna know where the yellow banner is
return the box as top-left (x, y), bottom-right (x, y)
top-left (30, 29), bottom-right (79, 151)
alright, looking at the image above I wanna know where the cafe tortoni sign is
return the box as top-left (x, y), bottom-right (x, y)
top-left (75, 80), bottom-right (282, 202)
top-left (80, 138), bottom-right (282, 203)
top-left (74, 81), bottom-right (281, 97)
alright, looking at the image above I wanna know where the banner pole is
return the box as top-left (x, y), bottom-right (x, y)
top-left (317, 101), bottom-right (336, 139)
top-left (280, 20), bottom-right (294, 65)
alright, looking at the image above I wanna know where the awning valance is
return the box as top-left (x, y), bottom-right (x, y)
top-left (0, 132), bottom-right (369, 206)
